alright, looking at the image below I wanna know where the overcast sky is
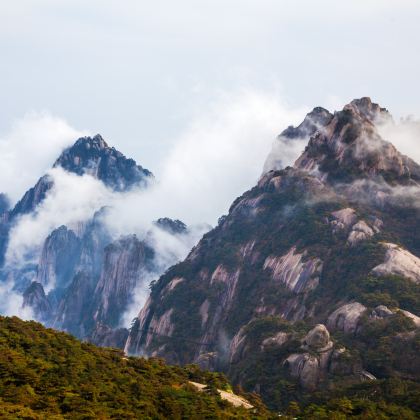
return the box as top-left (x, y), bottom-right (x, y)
top-left (1, 0), bottom-right (420, 198)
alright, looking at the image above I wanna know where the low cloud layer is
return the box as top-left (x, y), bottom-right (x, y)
top-left (378, 117), bottom-right (420, 164)
top-left (103, 89), bottom-right (308, 232)
top-left (0, 112), bottom-right (88, 203)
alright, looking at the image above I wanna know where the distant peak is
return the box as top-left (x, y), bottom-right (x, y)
top-left (154, 218), bottom-right (187, 235)
top-left (53, 135), bottom-right (153, 191)
top-left (279, 106), bottom-right (333, 140)
top-left (73, 134), bottom-right (109, 150)
top-left (343, 97), bottom-right (390, 123)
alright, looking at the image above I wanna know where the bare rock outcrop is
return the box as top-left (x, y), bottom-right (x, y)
top-left (330, 208), bottom-right (357, 231)
top-left (399, 310), bottom-right (420, 327)
top-left (327, 302), bottom-right (367, 333)
top-left (93, 235), bottom-right (154, 328)
top-left (22, 281), bottom-right (51, 321)
top-left (369, 305), bottom-right (420, 327)
top-left (89, 323), bottom-right (129, 348)
top-left (284, 353), bottom-right (320, 391)
top-left (284, 324), bottom-right (336, 390)
top-left (372, 243), bottom-right (420, 283)
top-left (370, 305), bottom-right (394, 319)
top-left (347, 220), bottom-right (374, 245)
top-left (302, 324), bottom-right (333, 352)
top-left (263, 247), bottom-right (322, 293)
top-left (261, 332), bottom-right (289, 349)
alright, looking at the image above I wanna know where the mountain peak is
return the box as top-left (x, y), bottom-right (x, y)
top-left (73, 134), bottom-right (109, 150)
top-left (294, 98), bottom-right (420, 183)
top-left (343, 97), bottom-right (390, 123)
top-left (280, 106), bottom-right (333, 140)
top-left (54, 135), bottom-right (153, 191)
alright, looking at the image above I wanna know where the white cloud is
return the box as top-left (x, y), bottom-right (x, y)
top-left (0, 278), bottom-right (34, 320)
top-left (103, 89), bottom-right (307, 231)
top-left (0, 112), bottom-right (88, 203)
top-left (6, 167), bottom-right (112, 270)
top-left (378, 117), bottom-right (420, 165)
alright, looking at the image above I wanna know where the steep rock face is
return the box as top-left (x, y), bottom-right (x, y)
top-left (92, 235), bottom-right (154, 328)
top-left (263, 247), bottom-right (322, 293)
top-left (30, 213), bottom-right (111, 336)
top-left (42, 225), bottom-right (156, 339)
top-left (36, 226), bottom-right (81, 291)
top-left (89, 323), bottom-right (129, 348)
top-left (53, 135), bottom-right (153, 191)
top-left (264, 107), bottom-right (333, 172)
top-left (9, 175), bottom-right (53, 219)
top-left (127, 98), bottom-right (420, 404)
top-left (22, 281), bottom-right (51, 321)
top-left (53, 271), bottom-right (98, 337)
top-left (0, 135), bottom-right (162, 346)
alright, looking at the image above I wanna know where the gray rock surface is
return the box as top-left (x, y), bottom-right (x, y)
top-left (327, 302), bottom-right (367, 333)
top-left (372, 243), bottom-right (420, 283)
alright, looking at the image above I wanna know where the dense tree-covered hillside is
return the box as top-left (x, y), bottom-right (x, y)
top-left (0, 316), bottom-right (271, 419)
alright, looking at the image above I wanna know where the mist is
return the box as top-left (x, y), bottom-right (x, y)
top-left (378, 117), bottom-right (420, 164)
top-left (0, 112), bottom-right (88, 204)
top-left (2, 89), bottom-right (308, 324)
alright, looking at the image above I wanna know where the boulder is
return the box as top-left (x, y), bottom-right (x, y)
top-left (347, 220), bottom-right (374, 245)
top-left (330, 208), bottom-right (357, 231)
top-left (372, 243), bottom-right (420, 284)
top-left (284, 353), bottom-right (320, 391)
top-left (261, 331), bottom-right (289, 349)
top-left (327, 302), bottom-right (367, 333)
top-left (370, 305), bottom-right (393, 319)
top-left (302, 324), bottom-right (333, 351)
top-left (399, 309), bottom-right (420, 327)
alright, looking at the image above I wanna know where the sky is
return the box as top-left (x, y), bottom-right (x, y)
top-left (0, 0), bottom-right (420, 209)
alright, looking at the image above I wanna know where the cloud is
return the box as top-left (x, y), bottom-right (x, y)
top-left (0, 278), bottom-right (34, 320)
top-left (339, 178), bottom-right (420, 211)
top-left (103, 89), bottom-right (308, 231)
top-left (6, 167), bottom-right (113, 268)
top-left (378, 117), bottom-right (420, 165)
top-left (0, 111), bottom-right (88, 203)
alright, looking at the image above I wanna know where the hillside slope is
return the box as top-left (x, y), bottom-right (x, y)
top-left (0, 316), bottom-right (271, 419)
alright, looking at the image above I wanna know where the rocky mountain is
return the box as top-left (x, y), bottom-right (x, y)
top-left (125, 98), bottom-right (420, 411)
top-left (0, 135), bottom-right (192, 348)
top-left (0, 135), bottom-right (153, 266)
top-left (53, 134), bottom-right (153, 191)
